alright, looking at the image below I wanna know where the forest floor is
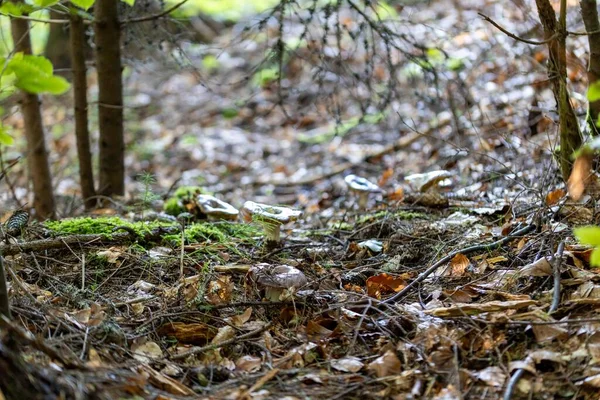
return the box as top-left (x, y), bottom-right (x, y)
top-left (2, 0), bottom-right (600, 399)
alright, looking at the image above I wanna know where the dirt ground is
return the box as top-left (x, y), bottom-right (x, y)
top-left (2, 0), bottom-right (600, 399)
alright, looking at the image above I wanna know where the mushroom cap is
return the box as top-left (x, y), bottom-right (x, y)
top-left (250, 264), bottom-right (308, 290)
top-left (241, 201), bottom-right (302, 225)
top-left (344, 174), bottom-right (382, 193)
top-left (197, 195), bottom-right (239, 221)
top-left (404, 170), bottom-right (454, 192)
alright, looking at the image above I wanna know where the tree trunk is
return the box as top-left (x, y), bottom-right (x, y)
top-left (0, 255), bottom-right (10, 319)
top-left (10, 5), bottom-right (56, 219)
top-left (70, 14), bottom-right (97, 208)
top-left (535, 0), bottom-right (582, 180)
top-left (44, 9), bottom-right (71, 74)
top-left (581, 0), bottom-right (600, 136)
top-left (95, 0), bottom-right (125, 196)
top-left (0, 335), bottom-right (67, 399)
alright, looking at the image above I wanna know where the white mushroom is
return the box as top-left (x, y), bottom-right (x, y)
top-left (249, 264), bottom-right (308, 301)
top-left (197, 194), bottom-right (239, 221)
top-left (344, 174), bottom-right (382, 208)
top-left (240, 201), bottom-right (302, 244)
top-left (404, 170), bottom-right (454, 192)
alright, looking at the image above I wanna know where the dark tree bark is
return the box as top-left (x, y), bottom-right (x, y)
top-left (535, 0), bottom-right (582, 180)
top-left (44, 9), bottom-right (71, 74)
top-left (581, 0), bottom-right (600, 136)
top-left (95, 0), bottom-right (125, 196)
top-left (70, 14), bottom-right (97, 208)
top-left (10, 4), bottom-right (56, 219)
top-left (0, 255), bottom-right (10, 319)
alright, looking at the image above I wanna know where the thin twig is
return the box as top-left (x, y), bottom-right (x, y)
top-left (503, 368), bottom-right (525, 400)
top-left (1, 14), bottom-right (70, 24)
top-left (382, 224), bottom-right (536, 304)
top-left (121, 0), bottom-right (189, 24)
top-left (478, 13), bottom-right (558, 45)
top-left (549, 241), bottom-right (565, 313)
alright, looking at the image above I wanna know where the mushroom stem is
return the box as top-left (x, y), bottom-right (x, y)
top-left (358, 192), bottom-right (369, 209)
top-left (262, 222), bottom-right (281, 243)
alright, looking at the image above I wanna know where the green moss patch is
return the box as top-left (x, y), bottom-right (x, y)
top-left (163, 222), bottom-right (259, 246)
top-left (45, 217), bottom-right (176, 238)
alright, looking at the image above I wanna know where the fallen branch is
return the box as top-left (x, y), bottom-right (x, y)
top-left (0, 233), bottom-right (130, 256)
top-left (0, 225), bottom-right (178, 256)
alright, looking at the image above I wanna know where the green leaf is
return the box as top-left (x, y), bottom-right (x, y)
top-left (70, 0), bottom-right (95, 10)
top-left (0, 127), bottom-right (13, 146)
top-left (6, 54), bottom-right (70, 95)
top-left (7, 53), bottom-right (53, 75)
top-left (120, 0), bottom-right (135, 6)
top-left (0, 1), bottom-right (34, 16)
top-left (574, 226), bottom-right (600, 246)
top-left (32, 0), bottom-right (59, 7)
top-left (16, 75), bottom-right (70, 95)
top-left (588, 80), bottom-right (600, 102)
top-left (591, 248), bottom-right (600, 267)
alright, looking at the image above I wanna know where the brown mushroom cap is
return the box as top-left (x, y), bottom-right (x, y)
top-left (197, 195), bottom-right (239, 221)
top-left (250, 264), bottom-right (308, 301)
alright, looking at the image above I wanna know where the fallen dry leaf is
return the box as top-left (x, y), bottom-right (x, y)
top-left (132, 340), bottom-right (163, 363)
top-left (449, 253), bottom-right (469, 277)
top-left (367, 350), bottom-right (401, 377)
top-left (568, 151), bottom-right (593, 201)
top-left (331, 356), bottom-right (364, 373)
top-left (366, 273), bottom-right (407, 298)
top-left (545, 188), bottom-right (566, 206)
top-left (138, 365), bottom-right (195, 396)
top-left (425, 300), bottom-right (537, 317)
top-left (157, 322), bottom-right (217, 345)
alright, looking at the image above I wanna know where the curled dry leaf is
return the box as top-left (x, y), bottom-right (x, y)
top-left (225, 307), bottom-right (253, 328)
top-left (519, 257), bottom-right (553, 277)
top-left (306, 318), bottom-right (336, 342)
top-left (449, 253), bottom-right (469, 277)
top-left (205, 275), bottom-right (233, 305)
top-left (367, 350), bottom-right (401, 377)
top-left (157, 322), bottom-right (217, 345)
top-left (212, 325), bottom-right (236, 345)
top-left (366, 273), bottom-right (407, 299)
top-left (545, 188), bottom-right (566, 206)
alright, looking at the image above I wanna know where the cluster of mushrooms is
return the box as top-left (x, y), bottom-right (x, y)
top-left (189, 171), bottom-right (453, 301)
top-left (195, 170), bottom-right (454, 243)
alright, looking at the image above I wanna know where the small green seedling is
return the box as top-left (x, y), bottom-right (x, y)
top-left (574, 225), bottom-right (600, 267)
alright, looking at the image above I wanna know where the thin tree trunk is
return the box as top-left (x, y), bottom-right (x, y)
top-left (94, 0), bottom-right (125, 196)
top-left (70, 14), bottom-right (96, 208)
top-left (44, 9), bottom-right (71, 74)
top-left (0, 255), bottom-right (10, 319)
top-left (10, 5), bottom-right (56, 219)
top-left (581, 0), bottom-right (600, 135)
top-left (535, 0), bottom-right (582, 180)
